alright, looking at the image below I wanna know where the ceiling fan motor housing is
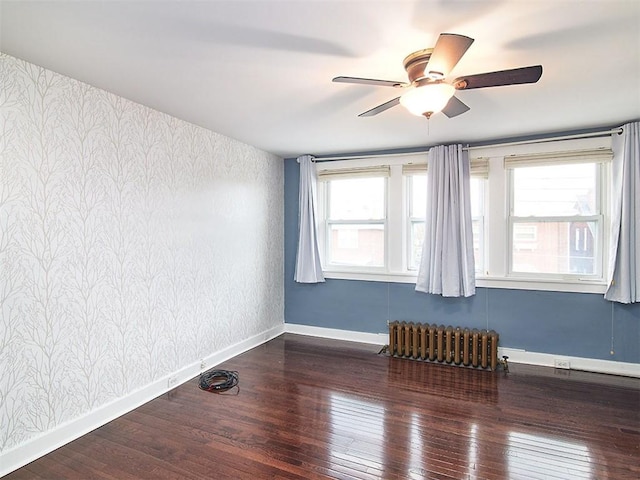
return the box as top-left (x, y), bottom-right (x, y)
top-left (403, 49), bottom-right (434, 83)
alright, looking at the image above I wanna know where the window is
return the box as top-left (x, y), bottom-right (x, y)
top-left (506, 152), bottom-right (606, 279)
top-left (315, 138), bottom-right (612, 293)
top-left (326, 176), bottom-right (386, 268)
top-left (318, 166), bottom-right (389, 270)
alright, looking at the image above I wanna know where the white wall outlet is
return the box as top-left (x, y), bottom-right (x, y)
top-left (554, 359), bottom-right (571, 370)
top-left (167, 375), bottom-right (178, 389)
top-left (200, 359), bottom-right (206, 370)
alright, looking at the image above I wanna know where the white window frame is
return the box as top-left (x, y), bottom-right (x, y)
top-left (507, 161), bottom-right (604, 280)
top-left (478, 137), bottom-right (611, 293)
top-left (315, 136), bottom-right (612, 294)
top-left (317, 156), bottom-right (416, 282)
top-left (323, 174), bottom-right (388, 273)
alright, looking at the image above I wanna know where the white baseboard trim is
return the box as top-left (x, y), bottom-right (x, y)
top-left (285, 323), bottom-right (388, 345)
top-left (498, 347), bottom-right (640, 378)
top-left (0, 324), bottom-right (285, 478)
top-left (285, 323), bottom-right (640, 378)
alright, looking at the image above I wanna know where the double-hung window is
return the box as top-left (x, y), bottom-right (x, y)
top-left (505, 149), bottom-right (610, 280)
top-left (318, 166), bottom-right (389, 270)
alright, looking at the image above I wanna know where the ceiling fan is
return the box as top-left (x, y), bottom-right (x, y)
top-left (333, 33), bottom-right (542, 119)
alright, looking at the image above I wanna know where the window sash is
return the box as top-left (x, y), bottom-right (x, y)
top-left (407, 218), bottom-right (424, 271)
top-left (325, 221), bottom-right (386, 269)
top-left (508, 219), bottom-right (602, 278)
top-left (508, 160), bottom-right (603, 217)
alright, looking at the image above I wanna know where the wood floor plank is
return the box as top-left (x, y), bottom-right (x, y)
top-left (5, 333), bottom-right (640, 479)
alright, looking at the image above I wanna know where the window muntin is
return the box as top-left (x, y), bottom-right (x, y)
top-left (325, 176), bottom-right (386, 269)
top-left (508, 162), bottom-right (602, 278)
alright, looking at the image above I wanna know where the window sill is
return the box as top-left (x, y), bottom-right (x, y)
top-left (324, 270), bottom-right (417, 284)
top-left (322, 270), bottom-right (608, 294)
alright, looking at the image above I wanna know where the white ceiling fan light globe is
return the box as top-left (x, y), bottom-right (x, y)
top-left (399, 83), bottom-right (455, 116)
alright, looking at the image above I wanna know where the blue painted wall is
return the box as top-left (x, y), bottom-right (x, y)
top-left (284, 158), bottom-right (640, 364)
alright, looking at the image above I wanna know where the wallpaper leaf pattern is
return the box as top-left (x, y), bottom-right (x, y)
top-left (0, 53), bottom-right (284, 453)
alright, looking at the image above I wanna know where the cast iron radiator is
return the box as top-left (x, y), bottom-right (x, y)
top-left (388, 321), bottom-right (499, 370)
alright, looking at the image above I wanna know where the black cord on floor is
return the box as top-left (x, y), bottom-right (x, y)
top-left (199, 370), bottom-right (239, 394)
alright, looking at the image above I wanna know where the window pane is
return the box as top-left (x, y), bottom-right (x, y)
top-left (409, 174), bottom-right (427, 218)
top-left (328, 224), bottom-right (384, 267)
top-left (329, 177), bottom-right (385, 220)
top-left (511, 221), bottom-right (597, 275)
top-left (472, 218), bottom-right (483, 274)
top-left (513, 163), bottom-right (598, 216)
top-left (470, 178), bottom-right (484, 217)
top-left (409, 221), bottom-right (425, 270)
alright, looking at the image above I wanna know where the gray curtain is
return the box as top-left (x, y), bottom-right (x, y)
top-left (605, 121), bottom-right (639, 303)
top-left (416, 144), bottom-right (475, 297)
top-left (294, 155), bottom-right (325, 283)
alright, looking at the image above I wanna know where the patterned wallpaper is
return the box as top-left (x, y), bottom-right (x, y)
top-left (0, 53), bottom-right (284, 453)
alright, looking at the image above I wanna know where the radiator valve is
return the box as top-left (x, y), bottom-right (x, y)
top-left (499, 355), bottom-right (509, 373)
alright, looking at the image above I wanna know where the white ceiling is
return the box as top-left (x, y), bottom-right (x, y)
top-left (1, 1), bottom-right (639, 158)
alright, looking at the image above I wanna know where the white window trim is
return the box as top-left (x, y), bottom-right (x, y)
top-left (316, 136), bottom-right (612, 294)
top-left (318, 156), bottom-right (414, 277)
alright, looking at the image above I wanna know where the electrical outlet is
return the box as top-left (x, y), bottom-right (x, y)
top-left (554, 359), bottom-right (571, 370)
top-left (167, 375), bottom-right (178, 389)
top-left (200, 359), bottom-right (206, 370)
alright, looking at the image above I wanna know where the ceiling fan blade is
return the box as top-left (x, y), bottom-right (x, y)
top-left (333, 76), bottom-right (408, 88)
top-left (425, 33), bottom-right (474, 77)
top-left (441, 96), bottom-right (470, 118)
top-left (358, 97), bottom-right (401, 117)
top-left (454, 65), bottom-right (543, 90)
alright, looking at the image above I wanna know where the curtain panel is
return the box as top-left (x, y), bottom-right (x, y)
top-left (605, 121), bottom-right (639, 303)
top-left (415, 144), bottom-right (476, 297)
top-left (294, 155), bottom-right (325, 283)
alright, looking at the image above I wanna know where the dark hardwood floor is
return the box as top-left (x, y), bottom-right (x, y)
top-left (6, 333), bottom-right (640, 479)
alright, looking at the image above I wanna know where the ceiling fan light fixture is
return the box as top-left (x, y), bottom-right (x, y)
top-left (399, 83), bottom-right (455, 116)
